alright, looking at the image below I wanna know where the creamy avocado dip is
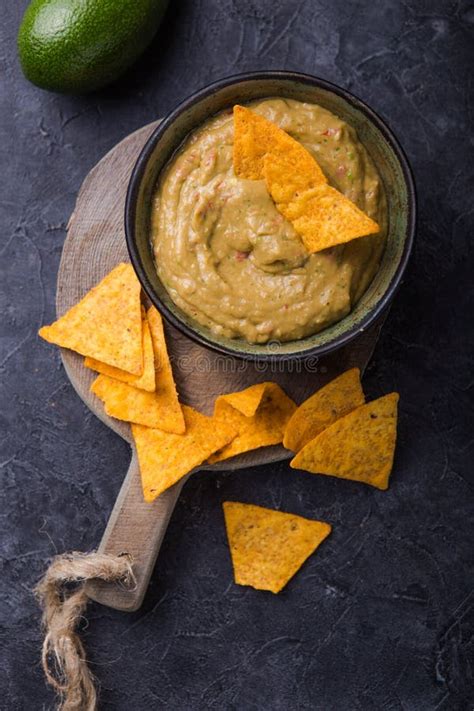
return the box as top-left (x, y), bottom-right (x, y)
top-left (151, 98), bottom-right (387, 344)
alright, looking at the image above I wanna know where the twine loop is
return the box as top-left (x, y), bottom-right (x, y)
top-left (35, 552), bottom-right (135, 710)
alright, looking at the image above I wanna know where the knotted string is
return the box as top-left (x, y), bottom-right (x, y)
top-left (35, 552), bottom-right (135, 710)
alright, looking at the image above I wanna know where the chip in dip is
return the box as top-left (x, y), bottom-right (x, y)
top-left (234, 105), bottom-right (379, 254)
top-left (151, 98), bottom-right (387, 343)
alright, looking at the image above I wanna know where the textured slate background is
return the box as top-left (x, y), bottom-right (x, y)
top-left (1, 1), bottom-right (473, 709)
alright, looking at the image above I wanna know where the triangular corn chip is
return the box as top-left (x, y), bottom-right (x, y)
top-left (263, 152), bottom-right (379, 253)
top-left (232, 106), bottom-right (379, 254)
top-left (90, 306), bottom-right (185, 433)
top-left (233, 105), bottom-right (326, 185)
top-left (283, 368), bottom-right (365, 452)
top-left (146, 305), bottom-right (183, 426)
top-left (208, 382), bottom-right (296, 463)
top-left (223, 502), bottom-right (331, 593)
top-left (84, 312), bottom-right (155, 392)
top-left (215, 382), bottom-right (268, 418)
top-left (90, 373), bottom-right (184, 432)
top-left (39, 263), bottom-right (143, 375)
top-left (133, 407), bottom-right (238, 502)
top-left (290, 393), bottom-right (399, 490)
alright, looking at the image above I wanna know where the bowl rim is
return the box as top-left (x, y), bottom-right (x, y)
top-left (125, 70), bottom-right (416, 362)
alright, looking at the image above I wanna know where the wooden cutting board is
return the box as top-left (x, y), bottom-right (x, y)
top-left (57, 121), bottom-right (385, 611)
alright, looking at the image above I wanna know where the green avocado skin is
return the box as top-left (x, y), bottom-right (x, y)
top-left (18, 0), bottom-right (169, 93)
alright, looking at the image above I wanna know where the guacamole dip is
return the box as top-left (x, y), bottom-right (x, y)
top-left (151, 98), bottom-right (387, 344)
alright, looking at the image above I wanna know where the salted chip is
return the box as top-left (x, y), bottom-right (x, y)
top-left (208, 382), bottom-right (296, 463)
top-left (216, 382), bottom-right (268, 418)
top-left (283, 368), bottom-right (365, 452)
top-left (223, 502), bottom-right (331, 593)
top-left (90, 307), bottom-right (185, 432)
top-left (39, 263), bottom-right (143, 375)
top-left (233, 105), bottom-right (326, 185)
top-left (290, 393), bottom-right (399, 490)
top-left (264, 152), bottom-right (379, 254)
top-left (233, 106), bottom-right (379, 254)
top-left (84, 312), bottom-right (155, 392)
top-left (133, 407), bottom-right (238, 502)
top-left (146, 305), bottom-right (183, 429)
top-left (90, 374), bottom-right (182, 432)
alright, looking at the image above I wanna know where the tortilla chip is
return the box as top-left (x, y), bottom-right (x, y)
top-left (233, 107), bottom-right (379, 254)
top-left (84, 313), bottom-right (155, 392)
top-left (215, 382), bottom-right (268, 418)
top-left (233, 105), bottom-right (326, 186)
top-left (39, 263), bottom-right (143, 375)
top-left (208, 382), bottom-right (296, 463)
top-left (264, 152), bottom-right (380, 253)
top-left (90, 373), bottom-right (182, 432)
top-left (146, 306), bottom-right (184, 428)
top-left (290, 393), bottom-right (399, 490)
top-left (133, 407), bottom-right (238, 502)
top-left (90, 305), bottom-right (185, 432)
top-left (283, 368), bottom-right (365, 452)
top-left (223, 502), bottom-right (331, 593)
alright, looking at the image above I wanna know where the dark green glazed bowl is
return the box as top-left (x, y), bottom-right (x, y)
top-left (125, 71), bottom-right (415, 361)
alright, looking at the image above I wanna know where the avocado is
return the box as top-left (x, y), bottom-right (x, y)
top-left (17, 0), bottom-right (169, 93)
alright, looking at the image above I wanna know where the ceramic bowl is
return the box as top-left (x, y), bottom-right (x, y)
top-left (125, 71), bottom-right (416, 361)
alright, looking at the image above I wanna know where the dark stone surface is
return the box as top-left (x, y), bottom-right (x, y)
top-left (1, 1), bottom-right (473, 709)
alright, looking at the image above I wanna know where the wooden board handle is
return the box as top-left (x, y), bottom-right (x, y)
top-left (86, 450), bottom-right (184, 611)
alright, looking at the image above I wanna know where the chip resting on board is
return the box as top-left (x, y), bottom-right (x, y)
top-left (39, 263), bottom-right (143, 375)
top-left (290, 393), bottom-right (399, 490)
top-left (133, 407), bottom-right (238, 502)
top-left (208, 382), bottom-right (296, 463)
top-left (90, 306), bottom-right (185, 433)
top-left (223, 502), bottom-right (332, 593)
top-left (216, 381), bottom-right (268, 418)
top-left (146, 305), bottom-right (184, 430)
top-left (84, 311), bottom-right (155, 392)
top-left (90, 373), bottom-right (183, 432)
top-left (283, 368), bottom-right (365, 452)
